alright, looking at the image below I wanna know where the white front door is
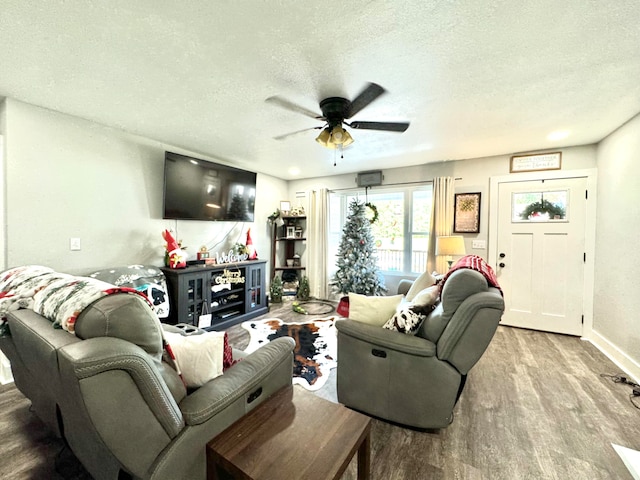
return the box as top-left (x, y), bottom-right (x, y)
top-left (495, 177), bottom-right (587, 336)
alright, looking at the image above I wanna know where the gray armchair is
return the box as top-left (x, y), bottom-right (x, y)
top-left (336, 268), bottom-right (504, 429)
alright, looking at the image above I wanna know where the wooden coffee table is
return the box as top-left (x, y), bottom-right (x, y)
top-left (206, 385), bottom-right (372, 480)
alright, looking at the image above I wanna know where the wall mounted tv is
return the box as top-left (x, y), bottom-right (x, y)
top-left (163, 152), bottom-right (256, 222)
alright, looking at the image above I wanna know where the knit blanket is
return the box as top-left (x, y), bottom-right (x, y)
top-left (441, 255), bottom-right (503, 296)
top-left (0, 265), bottom-right (151, 335)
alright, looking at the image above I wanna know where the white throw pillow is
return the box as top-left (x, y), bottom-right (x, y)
top-left (348, 293), bottom-right (404, 327)
top-left (163, 331), bottom-right (225, 388)
top-left (411, 285), bottom-right (440, 309)
top-left (405, 271), bottom-right (436, 301)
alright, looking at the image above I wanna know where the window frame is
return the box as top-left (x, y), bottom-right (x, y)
top-left (328, 183), bottom-right (432, 276)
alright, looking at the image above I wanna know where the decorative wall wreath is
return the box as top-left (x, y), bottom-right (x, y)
top-left (365, 202), bottom-right (379, 224)
top-left (520, 199), bottom-right (566, 220)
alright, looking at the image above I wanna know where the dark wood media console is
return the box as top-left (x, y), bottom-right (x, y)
top-left (161, 260), bottom-right (268, 331)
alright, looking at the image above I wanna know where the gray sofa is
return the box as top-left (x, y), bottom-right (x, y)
top-left (0, 293), bottom-right (294, 480)
top-left (336, 268), bottom-right (504, 429)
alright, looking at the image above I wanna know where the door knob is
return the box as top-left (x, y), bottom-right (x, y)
top-left (499, 263), bottom-right (506, 268)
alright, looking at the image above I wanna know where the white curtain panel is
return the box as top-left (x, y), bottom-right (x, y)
top-left (428, 177), bottom-right (455, 274)
top-left (306, 188), bottom-right (329, 299)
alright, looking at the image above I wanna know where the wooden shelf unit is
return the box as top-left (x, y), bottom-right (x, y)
top-left (270, 216), bottom-right (307, 285)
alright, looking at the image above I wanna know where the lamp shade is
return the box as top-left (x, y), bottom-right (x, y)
top-left (435, 235), bottom-right (466, 256)
top-left (315, 127), bottom-right (332, 147)
top-left (331, 126), bottom-right (354, 147)
top-left (315, 125), bottom-right (354, 149)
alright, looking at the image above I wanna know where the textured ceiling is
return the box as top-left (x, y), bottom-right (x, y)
top-left (1, 1), bottom-right (640, 179)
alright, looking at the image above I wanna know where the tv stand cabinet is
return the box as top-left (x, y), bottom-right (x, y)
top-left (161, 260), bottom-right (267, 331)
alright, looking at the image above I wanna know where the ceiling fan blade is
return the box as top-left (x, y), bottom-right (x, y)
top-left (346, 83), bottom-right (387, 119)
top-left (273, 126), bottom-right (323, 141)
top-left (349, 121), bottom-right (410, 132)
top-left (266, 96), bottom-right (324, 120)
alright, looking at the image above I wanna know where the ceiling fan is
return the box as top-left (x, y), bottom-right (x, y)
top-left (266, 82), bottom-right (410, 150)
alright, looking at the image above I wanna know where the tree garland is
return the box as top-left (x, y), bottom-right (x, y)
top-left (520, 199), bottom-right (565, 220)
top-left (365, 202), bottom-right (379, 224)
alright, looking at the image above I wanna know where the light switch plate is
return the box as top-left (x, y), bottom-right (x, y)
top-left (70, 238), bottom-right (81, 251)
top-left (472, 240), bottom-right (486, 249)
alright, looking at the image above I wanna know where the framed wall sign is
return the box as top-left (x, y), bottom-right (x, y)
top-left (280, 201), bottom-right (291, 214)
top-left (510, 152), bottom-right (562, 173)
top-left (453, 192), bottom-right (481, 233)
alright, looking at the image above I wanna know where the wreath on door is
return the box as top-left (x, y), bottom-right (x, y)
top-left (520, 199), bottom-right (565, 220)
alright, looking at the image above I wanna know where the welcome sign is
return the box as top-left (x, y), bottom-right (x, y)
top-left (214, 250), bottom-right (249, 264)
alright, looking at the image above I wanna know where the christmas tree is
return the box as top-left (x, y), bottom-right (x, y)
top-left (297, 275), bottom-right (311, 301)
top-left (332, 198), bottom-right (386, 296)
top-left (270, 275), bottom-right (283, 303)
top-left (227, 193), bottom-right (248, 221)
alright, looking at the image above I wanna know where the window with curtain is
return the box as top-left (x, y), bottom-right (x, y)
top-left (328, 184), bottom-right (433, 276)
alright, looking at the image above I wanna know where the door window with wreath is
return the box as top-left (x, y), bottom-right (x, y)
top-left (511, 190), bottom-right (568, 222)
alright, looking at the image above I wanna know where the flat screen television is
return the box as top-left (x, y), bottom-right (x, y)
top-left (163, 151), bottom-right (256, 222)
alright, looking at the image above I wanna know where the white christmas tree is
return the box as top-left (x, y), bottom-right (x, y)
top-left (332, 198), bottom-right (386, 295)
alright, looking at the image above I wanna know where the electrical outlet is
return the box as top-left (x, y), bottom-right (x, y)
top-left (69, 238), bottom-right (81, 251)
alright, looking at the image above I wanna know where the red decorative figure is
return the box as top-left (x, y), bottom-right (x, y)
top-left (246, 228), bottom-right (258, 260)
top-left (162, 229), bottom-right (187, 269)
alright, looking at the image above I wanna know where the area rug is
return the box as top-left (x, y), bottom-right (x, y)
top-left (242, 317), bottom-right (337, 391)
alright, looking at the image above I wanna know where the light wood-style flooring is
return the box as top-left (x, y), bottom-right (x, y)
top-left (1, 299), bottom-right (639, 479)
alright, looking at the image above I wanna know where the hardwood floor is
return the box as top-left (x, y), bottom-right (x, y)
top-left (1, 299), bottom-right (639, 479)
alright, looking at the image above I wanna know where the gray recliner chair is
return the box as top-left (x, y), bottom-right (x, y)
top-left (336, 268), bottom-right (504, 429)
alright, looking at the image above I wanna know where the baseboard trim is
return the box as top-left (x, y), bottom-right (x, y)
top-left (585, 330), bottom-right (640, 384)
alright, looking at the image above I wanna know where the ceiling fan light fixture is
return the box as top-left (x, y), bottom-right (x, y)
top-left (332, 126), bottom-right (344, 142)
top-left (270, 82), bottom-right (409, 148)
top-left (330, 125), bottom-right (354, 147)
top-left (316, 126), bottom-right (354, 149)
top-left (315, 127), bottom-right (332, 147)
top-left (339, 127), bottom-right (354, 147)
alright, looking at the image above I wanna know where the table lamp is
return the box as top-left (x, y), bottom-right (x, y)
top-left (436, 235), bottom-right (466, 269)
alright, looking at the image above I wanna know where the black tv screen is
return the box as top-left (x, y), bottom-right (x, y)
top-left (163, 152), bottom-right (256, 221)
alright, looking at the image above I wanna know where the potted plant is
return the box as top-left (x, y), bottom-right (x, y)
top-left (270, 275), bottom-right (283, 304)
top-left (297, 275), bottom-right (311, 301)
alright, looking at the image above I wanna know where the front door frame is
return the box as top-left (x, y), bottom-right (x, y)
top-left (488, 168), bottom-right (598, 339)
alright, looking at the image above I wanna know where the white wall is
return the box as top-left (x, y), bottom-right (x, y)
top-left (290, 146), bottom-right (596, 253)
top-left (289, 145), bottom-right (597, 292)
top-left (0, 98), bottom-right (6, 270)
top-left (3, 98), bottom-right (287, 274)
top-left (591, 113), bottom-right (640, 379)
